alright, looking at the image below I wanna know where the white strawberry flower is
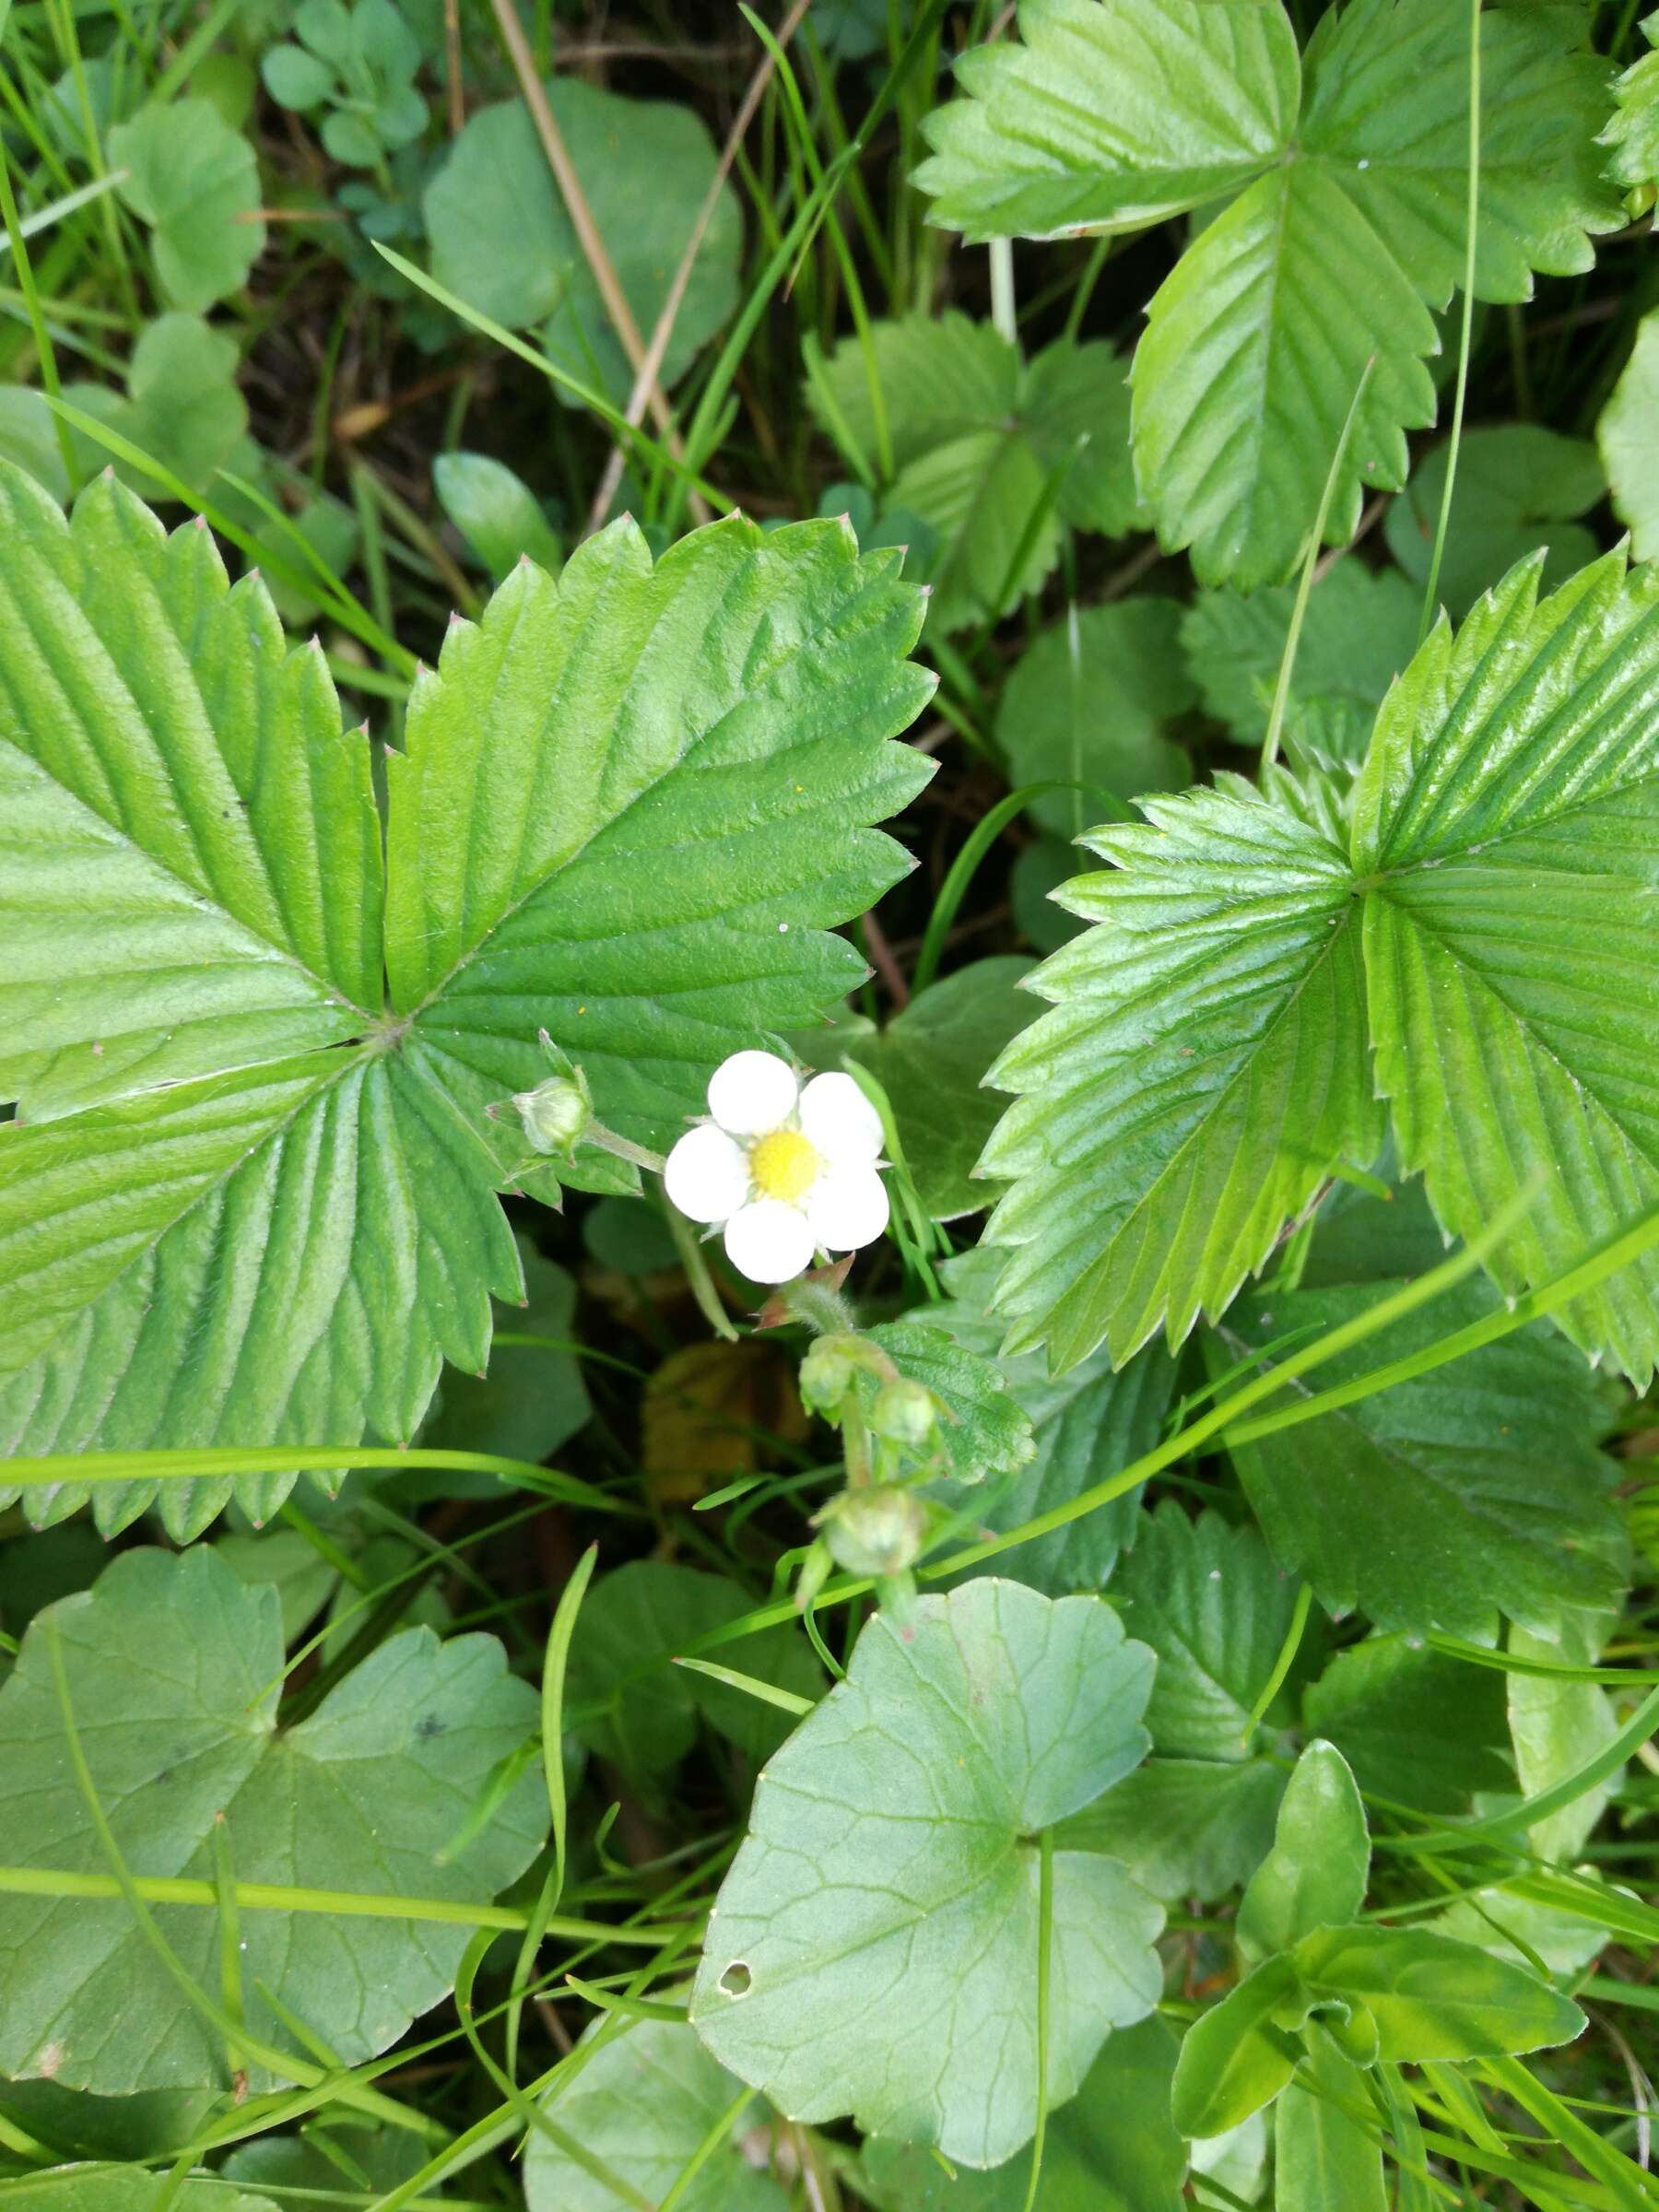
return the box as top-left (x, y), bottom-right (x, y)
top-left (664, 1049), bottom-right (890, 1284)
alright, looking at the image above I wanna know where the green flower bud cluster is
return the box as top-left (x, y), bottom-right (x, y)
top-left (792, 1329), bottom-right (948, 1622)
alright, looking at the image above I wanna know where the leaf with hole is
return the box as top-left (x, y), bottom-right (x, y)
top-left (689, 1579), bottom-right (1161, 2168)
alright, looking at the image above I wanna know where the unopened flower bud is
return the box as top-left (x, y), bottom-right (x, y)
top-left (799, 1334), bottom-right (860, 1417)
top-left (821, 1486), bottom-right (928, 1578)
top-left (870, 1377), bottom-right (937, 1450)
top-left (512, 1071), bottom-right (590, 1156)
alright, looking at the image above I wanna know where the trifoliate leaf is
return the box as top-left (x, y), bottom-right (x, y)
top-left (0, 477), bottom-right (931, 1532)
top-left (849, 958), bottom-right (1038, 1219)
top-left (1302, 1632), bottom-right (1511, 1816)
top-left (911, 1248), bottom-right (1177, 1594)
top-left (1055, 1756), bottom-right (1285, 1905)
top-left (920, 0), bottom-right (1620, 586)
top-left (980, 771), bottom-right (1382, 1371)
top-left (565, 1561), bottom-right (822, 1777)
top-left (857, 2017), bottom-right (1187, 2211)
top-left (1213, 1277), bottom-right (1625, 1641)
top-left (108, 100), bottom-right (265, 311)
top-left (524, 2022), bottom-right (787, 2212)
top-left (1382, 426), bottom-right (1603, 621)
top-left (997, 601), bottom-right (1194, 840)
top-left (1181, 562), bottom-right (1419, 754)
top-left (1598, 309), bottom-right (1659, 561)
top-left (424, 80), bottom-right (743, 403)
top-left (807, 314), bottom-right (1136, 630)
top-left (1354, 549), bottom-right (1659, 1383)
top-left (1108, 1505), bottom-right (1301, 1761)
top-left (0, 1547), bottom-right (545, 2095)
top-left (1601, 12), bottom-right (1659, 196)
top-left (915, 0), bottom-right (1300, 241)
top-left (690, 1581), bottom-right (1161, 2169)
top-left (432, 451), bottom-right (562, 579)
top-left (1236, 1741), bottom-right (1370, 1964)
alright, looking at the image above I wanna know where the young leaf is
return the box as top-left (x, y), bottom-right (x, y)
top-left (1108, 1504), bottom-right (1301, 1761)
top-left (920, 0), bottom-right (1619, 586)
top-left (424, 80), bottom-right (743, 402)
top-left (857, 2016), bottom-right (1187, 2209)
top-left (0, 478), bottom-right (932, 1532)
top-left (1354, 549), bottom-right (1659, 1383)
top-left (0, 1547), bottom-right (545, 2094)
top-left (1236, 1740), bottom-right (1370, 1965)
top-left (524, 2020), bottom-right (787, 2212)
top-left (1382, 427), bottom-right (1603, 622)
top-left (980, 771), bottom-right (1382, 1371)
top-left (432, 450), bottom-right (562, 579)
top-left (997, 600), bottom-right (1194, 841)
top-left (108, 100), bottom-right (266, 312)
top-left (1273, 2032), bottom-right (1386, 2212)
top-left (1170, 1952), bottom-right (1305, 2139)
top-left (690, 1580), bottom-right (1161, 2168)
top-left (913, 1248), bottom-right (1178, 1594)
top-left (1597, 310), bottom-right (1659, 562)
top-left (1290, 1925), bottom-right (1585, 2061)
top-left (1214, 1277), bottom-right (1624, 1640)
top-left (864, 1318), bottom-right (1037, 1488)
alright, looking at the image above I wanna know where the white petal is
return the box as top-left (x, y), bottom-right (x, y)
top-left (798, 1070), bottom-right (884, 1165)
top-left (707, 1049), bottom-right (799, 1137)
top-left (664, 1124), bottom-right (749, 1224)
top-left (723, 1197), bottom-right (817, 1284)
top-left (805, 1164), bottom-right (890, 1253)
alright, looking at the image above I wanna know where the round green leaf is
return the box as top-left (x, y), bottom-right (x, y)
top-left (690, 1580), bottom-right (1161, 2168)
top-left (109, 100), bottom-right (265, 312)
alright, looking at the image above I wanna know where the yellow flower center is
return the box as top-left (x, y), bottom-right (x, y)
top-left (749, 1126), bottom-right (821, 1205)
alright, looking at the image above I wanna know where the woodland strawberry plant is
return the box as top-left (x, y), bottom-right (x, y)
top-left (1, 0), bottom-right (1657, 2206)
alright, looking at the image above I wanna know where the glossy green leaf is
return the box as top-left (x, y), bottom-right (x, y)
top-left (1598, 310), bottom-right (1659, 563)
top-left (690, 1581), bottom-right (1161, 2168)
top-left (1181, 563), bottom-right (1419, 755)
top-left (0, 479), bottom-right (931, 1531)
top-left (1237, 1742), bottom-right (1370, 1965)
top-left (981, 771), bottom-right (1382, 1371)
top-left (432, 451), bottom-right (562, 579)
top-left (850, 959), bottom-right (1037, 1219)
top-left (1382, 427), bottom-right (1603, 622)
top-left (1170, 1953), bottom-right (1304, 2140)
top-left (1272, 2033), bottom-right (1385, 2212)
top-left (424, 80), bottom-right (743, 402)
top-left (1354, 550), bottom-right (1659, 1384)
top-left (0, 1547), bottom-right (545, 2094)
top-left (566, 1561), bottom-right (822, 1777)
top-left (109, 100), bottom-right (265, 311)
top-left (914, 1249), bottom-right (1177, 1594)
top-left (858, 2017), bottom-right (1187, 2210)
top-left (1056, 1756), bottom-right (1285, 1905)
top-left (921, 0), bottom-right (1618, 585)
top-left (997, 601), bottom-right (1194, 841)
top-left (1302, 1633), bottom-right (1511, 1817)
top-left (1289, 1924), bottom-right (1585, 2061)
top-left (524, 2021), bottom-right (786, 2212)
top-left (1109, 1505), bottom-right (1300, 1761)
top-left (1215, 1277), bottom-right (1624, 1640)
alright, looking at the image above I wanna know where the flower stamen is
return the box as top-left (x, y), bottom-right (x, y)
top-left (749, 1126), bottom-right (821, 1204)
